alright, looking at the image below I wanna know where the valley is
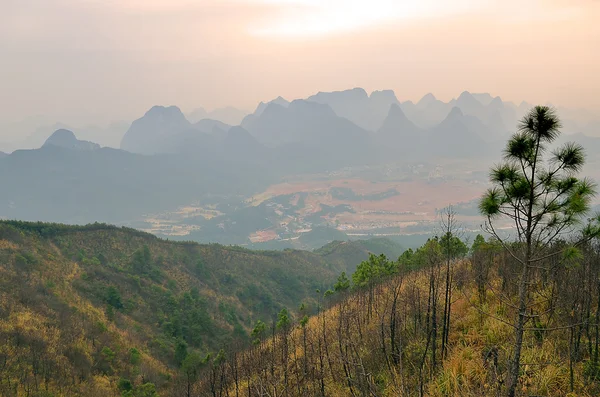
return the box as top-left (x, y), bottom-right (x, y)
top-left (0, 220), bottom-right (402, 396)
top-left (3, 1), bottom-right (600, 395)
top-left (138, 160), bottom-right (495, 249)
top-left (2, 88), bottom-right (599, 254)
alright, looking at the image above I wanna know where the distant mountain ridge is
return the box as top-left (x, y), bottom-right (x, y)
top-left (187, 106), bottom-right (247, 125)
top-left (242, 98), bottom-right (374, 169)
top-left (2, 88), bottom-right (599, 229)
top-left (43, 129), bottom-right (101, 151)
top-left (193, 118), bottom-right (231, 134)
top-left (375, 103), bottom-right (424, 157)
top-left (3, 88), bottom-right (597, 154)
top-left (306, 87), bottom-right (401, 131)
top-left (428, 107), bottom-right (490, 156)
top-left (243, 99), bottom-right (369, 148)
top-left (121, 105), bottom-right (193, 154)
top-left (120, 91), bottom-right (515, 159)
top-left (121, 106), bottom-right (256, 155)
top-left (377, 104), bottom-right (422, 138)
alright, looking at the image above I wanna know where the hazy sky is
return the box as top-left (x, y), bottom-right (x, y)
top-left (2, 0), bottom-right (600, 125)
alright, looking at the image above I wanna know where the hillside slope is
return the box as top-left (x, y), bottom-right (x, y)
top-left (314, 238), bottom-right (405, 269)
top-left (0, 221), bottom-right (368, 396)
top-left (190, 243), bottom-right (600, 397)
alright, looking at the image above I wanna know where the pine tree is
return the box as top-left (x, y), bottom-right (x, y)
top-left (479, 106), bottom-right (600, 397)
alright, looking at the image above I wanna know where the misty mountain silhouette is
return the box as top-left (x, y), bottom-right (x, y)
top-left (373, 104), bottom-right (425, 159)
top-left (242, 96), bottom-right (290, 127)
top-left (240, 96), bottom-right (290, 128)
top-left (255, 97), bottom-right (290, 116)
top-left (403, 93), bottom-right (453, 128)
top-left (208, 106), bottom-right (247, 125)
top-left (244, 99), bottom-right (368, 148)
top-left (369, 90), bottom-right (402, 128)
top-left (307, 88), bottom-right (371, 127)
top-left (455, 91), bottom-right (486, 116)
top-left (187, 106), bottom-right (247, 125)
top-left (429, 107), bottom-right (489, 156)
top-left (454, 92), bottom-right (516, 132)
top-left (121, 106), bottom-right (193, 154)
top-left (0, 142), bottom-right (273, 223)
top-left (43, 129), bottom-right (101, 151)
top-left (378, 104), bottom-right (421, 134)
top-left (306, 88), bottom-right (401, 131)
top-left (377, 103), bottom-right (422, 141)
top-left (4, 87), bottom-right (599, 229)
top-left (221, 126), bottom-right (270, 165)
top-left (187, 107), bottom-right (208, 123)
top-left (471, 92), bottom-right (495, 106)
top-left (194, 119), bottom-right (231, 134)
top-left (238, 88), bottom-right (529, 162)
top-left (122, 105), bottom-right (259, 155)
top-left (416, 93), bottom-right (438, 108)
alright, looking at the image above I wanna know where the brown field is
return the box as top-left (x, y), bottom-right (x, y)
top-left (258, 178), bottom-right (484, 215)
top-left (144, 175), bottom-right (497, 238)
top-left (250, 177), bottom-right (487, 234)
top-left (249, 229), bottom-right (279, 243)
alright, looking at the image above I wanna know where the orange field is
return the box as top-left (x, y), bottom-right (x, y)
top-left (253, 177), bottom-right (487, 233)
top-left (261, 178), bottom-right (483, 215)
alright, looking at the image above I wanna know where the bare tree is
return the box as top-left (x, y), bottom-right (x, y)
top-left (439, 206), bottom-right (467, 360)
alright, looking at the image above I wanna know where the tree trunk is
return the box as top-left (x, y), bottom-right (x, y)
top-left (507, 258), bottom-right (530, 397)
top-left (432, 295), bottom-right (437, 375)
top-left (441, 258), bottom-right (451, 360)
top-left (595, 278), bottom-right (600, 366)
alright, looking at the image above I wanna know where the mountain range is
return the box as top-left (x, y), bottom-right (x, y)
top-left (187, 106), bottom-right (247, 125)
top-left (44, 129), bottom-right (101, 151)
top-left (0, 88), bottom-right (598, 227)
top-left (2, 89), bottom-right (596, 155)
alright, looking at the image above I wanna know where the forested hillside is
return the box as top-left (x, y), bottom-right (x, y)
top-left (178, 106), bottom-right (600, 397)
top-left (187, 237), bottom-right (600, 396)
top-left (0, 221), bottom-right (375, 396)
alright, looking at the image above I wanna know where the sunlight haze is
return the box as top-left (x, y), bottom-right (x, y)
top-left (3, 3), bottom-right (600, 395)
top-left (2, 0), bottom-right (599, 126)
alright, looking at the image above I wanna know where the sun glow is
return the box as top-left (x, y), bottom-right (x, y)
top-left (250, 0), bottom-right (486, 38)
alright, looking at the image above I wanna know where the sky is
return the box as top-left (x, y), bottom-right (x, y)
top-left (1, 0), bottom-right (600, 126)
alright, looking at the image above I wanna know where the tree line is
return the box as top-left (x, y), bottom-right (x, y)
top-left (2, 106), bottom-right (600, 396)
top-left (171, 106), bottom-right (600, 396)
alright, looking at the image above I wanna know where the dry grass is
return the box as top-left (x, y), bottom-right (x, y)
top-left (215, 261), bottom-right (600, 396)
